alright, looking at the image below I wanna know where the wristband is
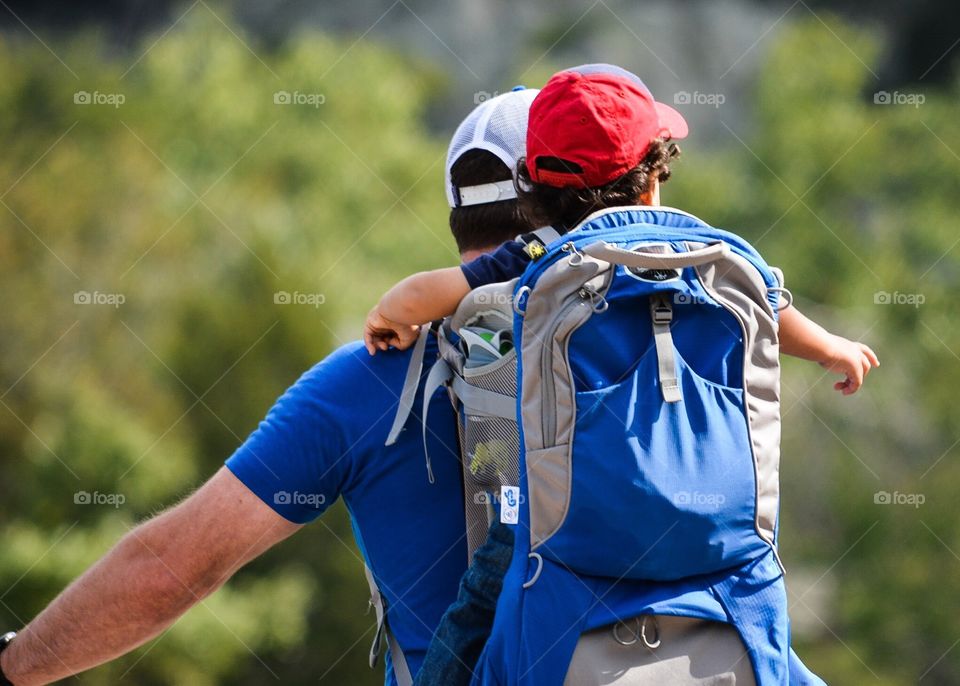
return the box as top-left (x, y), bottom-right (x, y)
top-left (0, 631), bottom-right (16, 686)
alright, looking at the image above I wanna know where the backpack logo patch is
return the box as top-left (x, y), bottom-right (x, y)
top-left (624, 242), bottom-right (682, 283)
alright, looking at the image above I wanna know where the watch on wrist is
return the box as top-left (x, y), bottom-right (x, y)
top-left (0, 631), bottom-right (17, 686)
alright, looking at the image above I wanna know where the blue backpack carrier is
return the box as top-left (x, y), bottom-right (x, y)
top-left (468, 207), bottom-right (822, 685)
top-left (388, 206), bottom-right (827, 685)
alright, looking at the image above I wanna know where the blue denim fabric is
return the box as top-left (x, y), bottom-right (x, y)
top-left (413, 521), bottom-right (514, 686)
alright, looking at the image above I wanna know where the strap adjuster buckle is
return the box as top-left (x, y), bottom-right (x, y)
top-left (651, 302), bottom-right (673, 325)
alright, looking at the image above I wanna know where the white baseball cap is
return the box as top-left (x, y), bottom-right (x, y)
top-left (445, 86), bottom-right (539, 208)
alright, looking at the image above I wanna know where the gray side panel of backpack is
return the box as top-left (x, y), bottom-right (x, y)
top-left (444, 280), bottom-right (523, 560)
top-left (694, 254), bottom-right (782, 546)
top-left (515, 255), bottom-right (613, 549)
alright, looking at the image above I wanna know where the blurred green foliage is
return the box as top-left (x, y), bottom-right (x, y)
top-left (0, 9), bottom-right (451, 686)
top-left (0, 8), bottom-right (958, 685)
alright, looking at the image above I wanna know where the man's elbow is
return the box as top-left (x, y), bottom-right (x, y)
top-left (115, 526), bottom-right (225, 620)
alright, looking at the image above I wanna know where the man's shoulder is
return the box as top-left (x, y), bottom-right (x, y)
top-left (289, 340), bottom-right (427, 417)
top-left (303, 340), bottom-right (420, 387)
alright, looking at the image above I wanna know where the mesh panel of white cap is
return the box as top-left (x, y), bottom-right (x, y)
top-left (445, 88), bottom-right (539, 208)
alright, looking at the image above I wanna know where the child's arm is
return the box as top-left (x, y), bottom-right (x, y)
top-left (363, 267), bottom-right (471, 355)
top-left (778, 305), bottom-right (879, 395)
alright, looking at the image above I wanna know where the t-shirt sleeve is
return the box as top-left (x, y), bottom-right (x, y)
top-left (225, 359), bottom-right (353, 524)
top-left (460, 241), bottom-right (531, 290)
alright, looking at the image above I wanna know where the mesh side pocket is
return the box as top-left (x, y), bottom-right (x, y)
top-left (459, 353), bottom-right (521, 558)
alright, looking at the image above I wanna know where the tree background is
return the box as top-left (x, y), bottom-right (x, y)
top-left (0, 2), bottom-right (958, 684)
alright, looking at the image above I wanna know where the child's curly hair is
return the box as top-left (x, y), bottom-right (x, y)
top-left (516, 138), bottom-right (681, 232)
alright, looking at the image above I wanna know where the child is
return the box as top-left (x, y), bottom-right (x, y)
top-left (398, 65), bottom-right (845, 685)
top-left (365, 67), bottom-right (878, 394)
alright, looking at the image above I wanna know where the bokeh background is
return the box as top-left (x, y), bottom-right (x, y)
top-left (1, 1), bottom-right (958, 683)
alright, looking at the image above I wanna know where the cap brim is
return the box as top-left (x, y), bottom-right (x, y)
top-left (654, 101), bottom-right (689, 140)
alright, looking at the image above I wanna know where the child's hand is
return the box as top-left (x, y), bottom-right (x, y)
top-left (819, 336), bottom-right (880, 395)
top-left (364, 306), bottom-right (421, 355)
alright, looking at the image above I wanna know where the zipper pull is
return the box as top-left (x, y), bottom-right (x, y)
top-left (562, 241), bottom-right (584, 267)
top-left (579, 285), bottom-right (608, 313)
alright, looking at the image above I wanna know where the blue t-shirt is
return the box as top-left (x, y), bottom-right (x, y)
top-left (460, 240), bottom-right (530, 289)
top-left (226, 340), bottom-right (467, 685)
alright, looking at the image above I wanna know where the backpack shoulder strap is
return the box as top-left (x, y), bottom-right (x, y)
top-left (516, 226), bottom-right (562, 260)
top-left (385, 324), bottom-right (433, 446)
top-left (364, 565), bottom-right (414, 686)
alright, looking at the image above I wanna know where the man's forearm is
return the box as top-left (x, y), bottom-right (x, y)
top-left (0, 520), bottom-right (212, 686)
top-left (0, 468), bottom-right (296, 686)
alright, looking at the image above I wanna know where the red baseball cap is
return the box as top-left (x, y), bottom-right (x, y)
top-left (526, 64), bottom-right (688, 188)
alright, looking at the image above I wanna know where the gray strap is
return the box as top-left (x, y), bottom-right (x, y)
top-left (584, 240), bottom-right (729, 269)
top-left (364, 565), bottom-right (413, 686)
top-left (420, 358), bottom-right (453, 484)
top-left (387, 627), bottom-right (414, 686)
top-left (650, 294), bottom-right (681, 403)
top-left (531, 226), bottom-right (562, 245)
top-left (515, 225), bottom-right (562, 246)
top-left (385, 325), bottom-right (432, 446)
top-left (450, 375), bottom-right (516, 419)
top-left (365, 565), bottom-right (387, 669)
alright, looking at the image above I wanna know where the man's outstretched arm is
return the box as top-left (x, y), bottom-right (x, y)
top-left (0, 467), bottom-right (300, 686)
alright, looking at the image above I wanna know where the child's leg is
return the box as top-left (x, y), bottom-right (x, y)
top-left (412, 520), bottom-right (514, 686)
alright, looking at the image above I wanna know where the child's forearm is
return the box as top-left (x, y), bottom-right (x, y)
top-left (777, 305), bottom-right (838, 364)
top-left (379, 267), bottom-right (472, 325)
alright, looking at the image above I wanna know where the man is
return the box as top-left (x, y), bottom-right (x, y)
top-left (371, 65), bottom-right (836, 685)
top-left (0, 88), bottom-right (538, 686)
